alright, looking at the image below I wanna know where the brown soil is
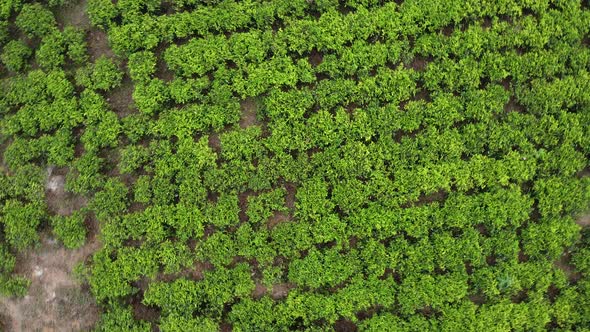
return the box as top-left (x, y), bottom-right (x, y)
top-left (408, 56), bottom-right (431, 72)
top-left (554, 252), bottom-right (582, 283)
top-left (284, 182), bottom-right (297, 210)
top-left (238, 190), bottom-right (256, 223)
top-left (577, 213), bottom-right (590, 227)
top-left (239, 98), bottom-right (259, 128)
top-left (131, 297), bottom-right (160, 324)
top-left (192, 261), bottom-right (214, 280)
top-left (87, 29), bottom-right (116, 61)
top-left (577, 166), bottom-right (590, 178)
top-left (271, 283), bottom-right (295, 300)
top-left (504, 96), bottom-right (524, 113)
top-left (412, 189), bottom-right (447, 207)
top-left (208, 132), bottom-right (222, 154)
top-left (334, 318), bottom-right (357, 332)
top-left (252, 283), bottom-right (267, 299)
top-left (267, 211), bottom-right (290, 230)
top-left (45, 167), bottom-right (87, 216)
top-left (220, 322), bottom-right (233, 332)
top-left (468, 294), bottom-right (486, 305)
top-left (0, 233), bottom-right (101, 332)
top-left (107, 75), bottom-right (135, 117)
top-left (55, 0), bottom-right (90, 30)
top-left (441, 25), bottom-right (454, 37)
top-left (308, 49), bottom-right (323, 67)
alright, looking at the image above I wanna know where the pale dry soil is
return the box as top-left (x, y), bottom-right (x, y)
top-left (0, 235), bottom-right (100, 332)
top-left (0, 169), bottom-right (100, 332)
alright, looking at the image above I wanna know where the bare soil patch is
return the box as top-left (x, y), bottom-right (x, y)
top-left (577, 214), bottom-right (590, 227)
top-left (45, 167), bottom-right (87, 216)
top-left (208, 132), bottom-right (222, 154)
top-left (0, 234), bottom-right (101, 332)
top-left (334, 318), bottom-right (357, 332)
top-left (252, 283), bottom-right (267, 299)
top-left (554, 251), bottom-right (582, 283)
top-left (504, 96), bottom-right (524, 113)
top-left (267, 211), bottom-right (290, 230)
top-left (55, 0), bottom-right (90, 30)
top-left (271, 283), bottom-right (295, 300)
top-left (284, 182), bottom-right (297, 210)
top-left (239, 98), bottom-right (259, 128)
top-left (405, 55), bottom-right (431, 72)
top-left (468, 293), bottom-right (486, 305)
top-left (308, 49), bottom-right (323, 67)
top-left (87, 29), bottom-right (115, 61)
top-left (107, 75), bottom-right (135, 117)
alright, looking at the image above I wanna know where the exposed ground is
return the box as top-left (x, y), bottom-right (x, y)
top-left (239, 98), bottom-right (260, 128)
top-left (0, 168), bottom-right (100, 331)
top-left (0, 233), bottom-right (100, 332)
top-left (45, 167), bottom-right (87, 216)
top-left (577, 213), bottom-right (590, 227)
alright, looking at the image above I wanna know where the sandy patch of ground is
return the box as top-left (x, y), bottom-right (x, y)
top-left (252, 283), bottom-right (267, 299)
top-left (0, 234), bottom-right (101, 332)
top-left (308, 49), bottom-right (323, 67)
top-left (0, 166), bottom-right (99, 331)
top-left (267, 211), bottom-right (290, 230)
top-left (208, 132), bottom-right (222, 154)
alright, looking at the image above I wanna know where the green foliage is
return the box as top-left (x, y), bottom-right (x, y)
top-left (15, 3), bottom-right (56, 38)
top-left (87, 0), bottom-right (118, 28)
top-left (0, 21), bottom-right (8, 45)
top-left (1, 200), bottom-right (45, 250)
top-left (36, 31), bottom-right (66, 69)
top-left (128, 51), bottom-right (156, 82)
top-left (65, 152), bottom-right (105, 194)
top-left (160, 314), bottom-right (218, 332)
top-left (205, 193), bottom-right (240, 228)
top-left (133, 78), bottom-right (169, 115)
top-left (51, 211), bottom-right (87, 249)
top-left (0, 244), bottom-right (30, 296)
top-left (75, 56), bottom-right (123, 91)
top-left (1, 40), bottom-right (32, 72)
top-left (288, 247), bottom-right (361, 289)
top-left (158, 240), bottom-right (193, 274)
top-left (1, 0), bottom-right (590, 329)
top-left (90, 178), bottom-right (129, 222)
top-left (246, 188), bottom-right (287, 224)
top-left (95, 303), bottom-right (151, 332)
top-left (36, 28), bottom-right (88, 69)
top-left (62, 26), bottom-right (88, 64)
